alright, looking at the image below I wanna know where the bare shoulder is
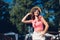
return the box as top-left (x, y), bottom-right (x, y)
top-left (39, 15), bottom-right (46, 21)
top-left (39, 15), bottom-right (44, 18)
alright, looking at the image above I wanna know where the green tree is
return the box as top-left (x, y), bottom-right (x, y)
top-left (10, 0), bottom-right (33, 34)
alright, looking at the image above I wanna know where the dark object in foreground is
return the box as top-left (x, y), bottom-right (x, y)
top-left (0, 33), bottom-right (12, 40)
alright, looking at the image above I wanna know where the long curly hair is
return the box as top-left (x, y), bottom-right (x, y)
top-left (30, 6), bottom-right (41, 20)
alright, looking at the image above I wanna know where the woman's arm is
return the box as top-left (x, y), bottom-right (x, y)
top-left (21, 13), bottom-right (32, 23)
top-left (41, 16), bottom-right (49, 33)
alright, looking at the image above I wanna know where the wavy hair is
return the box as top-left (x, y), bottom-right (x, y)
top-left (30, 6), bottom-right (41, 20)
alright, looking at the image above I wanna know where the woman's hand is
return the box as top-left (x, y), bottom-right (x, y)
top-left (41, 31), bottom-right (46, 36)
top-left (26, 13), bottom-right (32, 15)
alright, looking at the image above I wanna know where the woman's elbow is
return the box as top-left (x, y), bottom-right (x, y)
top-left (47, 25), bottom-right (49, 28)
top-left (46, 23), bottom-right (49, 28)
top-left (45, 22), bottom-right (49, 27)
top-left (21, 20), bottom-right (24, 23)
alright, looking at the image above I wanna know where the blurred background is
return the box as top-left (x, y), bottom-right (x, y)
top-left (0, 0), bottom-right (60, 40)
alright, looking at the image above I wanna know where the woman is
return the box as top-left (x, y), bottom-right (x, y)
top-left (21, 6), bottom-right (49, 40)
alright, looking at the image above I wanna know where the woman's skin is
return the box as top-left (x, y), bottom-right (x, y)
top-left (21, 8), bottom-right (49, 36)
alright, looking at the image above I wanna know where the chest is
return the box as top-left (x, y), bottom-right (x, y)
top-left (32, 20), bottom-right (43, 26)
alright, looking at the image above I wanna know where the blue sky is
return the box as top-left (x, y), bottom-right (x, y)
top-left (3, 0), bottom-right (13, 4)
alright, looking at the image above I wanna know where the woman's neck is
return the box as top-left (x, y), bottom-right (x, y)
top-left (35, 16), bottom-right (38, 20)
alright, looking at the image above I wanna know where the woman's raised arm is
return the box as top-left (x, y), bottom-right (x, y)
top-left (21, 13), bottom-right (32, 23)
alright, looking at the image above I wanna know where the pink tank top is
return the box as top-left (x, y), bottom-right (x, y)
top-left (31, 16), bottom-right (43, 31)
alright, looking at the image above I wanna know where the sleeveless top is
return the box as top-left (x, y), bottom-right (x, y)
top-left (31, 16), bottom-right (43, 32)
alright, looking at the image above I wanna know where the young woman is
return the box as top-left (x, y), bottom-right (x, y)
top-left (21, 6), bottom-right (49, 40)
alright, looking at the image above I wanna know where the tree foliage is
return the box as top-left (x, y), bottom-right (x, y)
top-left (10, 0), bottom-right (34, 34)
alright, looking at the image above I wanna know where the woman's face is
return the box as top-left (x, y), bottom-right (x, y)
top-left (34, 10), bottom-right (39, 16)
